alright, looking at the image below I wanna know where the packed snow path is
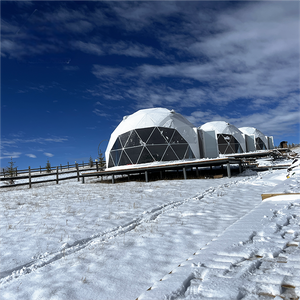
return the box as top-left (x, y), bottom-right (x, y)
top-left (0, 169), bottom-right (297, 299)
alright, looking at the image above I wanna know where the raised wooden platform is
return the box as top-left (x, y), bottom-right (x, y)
top-left (81, 157), bottom-right (244, 183)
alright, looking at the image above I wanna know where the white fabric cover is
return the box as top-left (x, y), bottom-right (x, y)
top-left (105, 108), bottom-right (199, 166)
top-left (199, 121), bottom-right (246, 152)
top-left (239, 127), bottom-right (268, 149)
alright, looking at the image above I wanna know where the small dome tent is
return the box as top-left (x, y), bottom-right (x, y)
top-left (239, 127), bottom-right (268, 150)
top-left (105, 108), bottom-right (199, 168)
top-left (199, 121), bottom-right (246, 155)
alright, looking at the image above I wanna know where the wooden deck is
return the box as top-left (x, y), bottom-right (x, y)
top-left (81, 157), bottom-right (244, 183)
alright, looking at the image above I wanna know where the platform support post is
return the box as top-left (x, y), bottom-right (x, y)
top-left (227, 163), bottom-right (231, 178)
top-left (183, 167), bottom-right (187, 180)
top-left (196, 167), bottom-right (199, 177)
top-left (239, 162), bottom-right (242, 173)
top-left (160, 171), bottom-right (163, 179)
top-left (145, 170), bottom-right (149, 182)
top-left (112, 175), bottom-right (115, 184)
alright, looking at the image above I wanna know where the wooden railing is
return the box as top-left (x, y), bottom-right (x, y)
top-left (1, 162), bottom-right (105, 189)
top-left (1, 161), bottom-right (101, 177)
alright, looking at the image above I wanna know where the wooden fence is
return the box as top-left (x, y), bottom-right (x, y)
top-left (0, 162), bottom-right (104, 189)
top-left (1, 161), bottom-right (102, 177)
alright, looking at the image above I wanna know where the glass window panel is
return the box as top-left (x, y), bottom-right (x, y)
top-left (147, 145), bottom-right (168, 161)
top-left (217, 134), bottom-right (227, 144)
top-left (184, 146), bottom-right (195, 159)
top-left (118, 151), bottom-right (132, 166)
top-left (158, 127), bottom-right (175, 143)
top-left (119, 131), bottom-right (131, 148)
top-left (224, 145), bottom-right (234, 154)
top-left (111, 137), bottom-right (122, 150)
top-left (171, 144), bottom-right (188, 159)
top-left (218, 144), bottom-right (227, 154)
top-left (147, 127), bottom-right (167, 145)
top-left (236, 144), bottom-right (243, 153)
top-left (138, 147), bottom-right (154, 164)
top-left (162, 146), bottom-right (179, 161)
top-left (125, 146), bottom-right (143, 164)
top-left (136, 127), bottom-right (155, 143)
top-left (110, 149), bottom-right (122, 166)
top-left (256, 138), bottom-right (266, 150)
top-left (126, 130), bottom-right (143, 147)
top-left (170, 130), bottom-right (187, 144)
top-left (108, 155), bottom-right (115, 168)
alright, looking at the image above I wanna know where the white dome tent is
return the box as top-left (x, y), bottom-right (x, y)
top-left (239, 127), bottom-right (268, 151)
top-left (105, 108), bottom-right (200, 168)
top-left (199, 121), bottom-right (246, 155)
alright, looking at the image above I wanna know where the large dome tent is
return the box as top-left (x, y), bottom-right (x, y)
top-left (199, 121), bottom-right (246, 155)
top-left (239, 127), bottom-right (268, 150)
top-left (105, 108), bottom-right (200, 168)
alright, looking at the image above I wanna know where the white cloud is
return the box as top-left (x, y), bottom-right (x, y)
top-left (26, 154), bottom-right (37, 158)
top-left (93, 109), bottom-right (110, 118)
top-left (71, 41), bottom-right (104, 56)
top-left (0, 152), bottom-right (22, 159)
top-left (44, 153), bottom-right (54, 157)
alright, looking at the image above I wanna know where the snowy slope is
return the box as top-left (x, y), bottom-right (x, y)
top-left (0, 161), bottom-right (299, 300)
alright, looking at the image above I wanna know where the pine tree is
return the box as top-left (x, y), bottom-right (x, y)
top-left (46, 160), bottom-right (52, 173)
top-left (98, 149), bottom-right (105, 169)
top-left (5, 157), bottom-right (17, 177)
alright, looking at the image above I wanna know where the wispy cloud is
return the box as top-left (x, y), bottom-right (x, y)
top-left (70, 41), bottom-right (104, 56)
top-left (93, 109), bottom-right (110, 118)
top-left (26, 154), bottom-right (37, 158)
top-left (0, 152), bottom-right (22, 159)
top-left (44, 152), bottom-right (54, 157)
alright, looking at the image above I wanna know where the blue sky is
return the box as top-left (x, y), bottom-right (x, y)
top-left (1, 1), bottom-right (299, 170)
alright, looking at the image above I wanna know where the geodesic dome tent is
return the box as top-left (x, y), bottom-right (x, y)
top-left (239, 127), bottom-right (268, 151)
top-left (105, 108), bottom-right (200, 168)
top-left (199, 121), bottom-right (246, 155)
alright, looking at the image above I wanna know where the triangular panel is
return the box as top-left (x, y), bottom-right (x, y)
top-left (171, 144), bottom-right (188, 160)
top-left (147, 127), bottom-right (168, 145)
top-left (119, 131), bottom-right (131, 148)
top-left (118, 151), bottom-right (132, 166)
top-left (110, 149), bottom-right (122, 166)
top-left (138, 147), bottom-right (154, 164)
top-left (184, 146), bottom-right (195, 159)
top-left (147, 145), bottom-right (168, 161)
top-left (158, 127), bottom-right (175, 143)
top-left (136, 127), bottom-right (155, 143)
top-left (108, 154), bottom-right (115, 168)
top-left (170, 130), bottom-right (187, 144)
top-left (125, 146), bottom-right (143, 164)
top-left (125, 130), bottom-right (143, 147)
top-left (162, 146), bottom-right (179, 161)
top-left (111, 137), bottom-right (122, 150)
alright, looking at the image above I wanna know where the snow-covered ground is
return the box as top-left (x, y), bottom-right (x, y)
top-left (0, 153), bottom-right (299, 300)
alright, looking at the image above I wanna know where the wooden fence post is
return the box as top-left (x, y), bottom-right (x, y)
top-left (15, 168), bottom-right (18, 177)
top-left (56, 166), bottom-right (59, 184)
top-left (76, 163), bottom-right (80, 181)
top-left (3, 168), bottom-right (5, 177)
top-left (60, 164), bottom-right (62, 171)
top-left (28, 166), bottom-right (31, 188)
